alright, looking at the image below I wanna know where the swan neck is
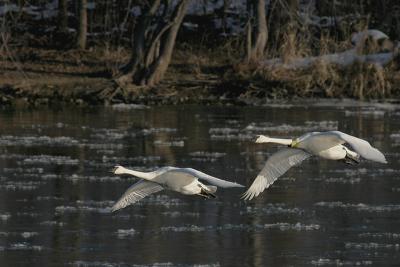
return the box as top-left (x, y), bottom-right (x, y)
top-left (122, 168), bottom-right (155, 180)
top-left (268, 137), bottom-right (293, 146)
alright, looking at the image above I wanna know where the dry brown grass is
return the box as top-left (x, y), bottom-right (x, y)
top-left (240, 19), bottom-right (397, 99)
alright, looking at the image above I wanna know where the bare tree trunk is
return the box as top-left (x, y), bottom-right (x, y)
top-left (76, 0), bottom-right (87, 50)
top-left (248, 0), bottom-right (268, 61)
top-left (246, 19), bottom-right (252, 62)
top-left (145, 0), bottom-right (189, 86)
top-left (117, 0), bottom-right (162, 84)
top-left (116, 0), bottom-right (189, 87)
top-left (58, 0), bottom-right (68, 32)
top-left (222, 0), bottom-right (231, 33)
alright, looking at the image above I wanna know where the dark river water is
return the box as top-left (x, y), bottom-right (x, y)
top-left (0, 101), bottom-right (399, 267)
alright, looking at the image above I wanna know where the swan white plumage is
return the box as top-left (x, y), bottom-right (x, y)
top-left (242, 131), bottom-right (387, 200)
top-left (111, 165), bottom-right (244, 211)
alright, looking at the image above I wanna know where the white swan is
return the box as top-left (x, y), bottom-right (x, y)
top-left (242, 131), bottom-right (387, 200)
top-left (111, 165), bottom-right (244, 211)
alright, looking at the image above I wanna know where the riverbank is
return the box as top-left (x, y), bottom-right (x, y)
top-left (1, 46), bottom-right (400, 107)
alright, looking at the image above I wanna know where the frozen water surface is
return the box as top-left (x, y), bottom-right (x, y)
top-left (0, 103), bottom-right (398, 266)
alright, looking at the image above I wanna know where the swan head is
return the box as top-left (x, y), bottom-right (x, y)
top-left (255, 135), bottom-right (269, 143)
top-left (113, 165), bottom-right (127, 175)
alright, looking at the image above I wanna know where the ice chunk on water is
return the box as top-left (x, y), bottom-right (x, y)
top-left (55, 200), bottom-right (114, 214)
top-left (162, 211), bottom-right (200, 218)
top-left (116, 228), bottom-right (136, 238)
top-left (67, 174), bottom-right (130, 183)
top-left (91, 129), bottom-right (128, 140)
top-left (21, 232), bottom-right (38, 238)
top-left (154, 140), bottom-right (184, 147)
top-left (358, 232), bottom-right (400, 240)
top-left (209, 127), bottom-right (253, 141)
top-left (241, 203), bottom-right (304, 216)
top-left (345, 109), bottom-right (385, 118)
top-left (0, 135), bottom-right (79, 147)
top-left (142, 195), bottom-right (187, 207)
top-left (8, 242), bottom-right (43, 251)
top-left (40, 221), bottom-right (65, 227)
top-left (160, 225), bottom-right (206, 232)
top-left (263, 222), bottom-right (320, 231)
top-left (315, 201), bottom-right (400, 212)
top-left (324, 177), bottom-right (361, 184)
top-left (189, 151), bottom-right (226, 162)
top-left (345, 242), bottom-right (400, 250)
top-left (311, 258), bottom-right (373, 266)
top-left (0, 213), bottom-right (11, 221)
top-left (111, 103), bottom-right (149, 110)
top-left (70, 261), bottom-right (219, 267)
top-left (22, 155), bottom-right (78, 166)
top-left (244, 120), bottom-right (338, 133)
top-left (141, 128), bottom-right (177, 135)
top-left (0, 181), bottom-right (42, 191)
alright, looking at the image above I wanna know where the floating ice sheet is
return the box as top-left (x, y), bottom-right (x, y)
top-left (345, 242), bottom-right (400, 250)
top-left (315, 202), bottom-right (400, 212)
top-left (21, 155), bottom-right (79, 166)
top-left (111, 103), bottom-right (149, 110)
top-left (311, 258), bottom-right (373, 266)
top-left (55, 200), bottom-right (114, 214)
top-left (116, 228), bottom-right (136, 238)
top-left (0, 135), bottom-right (79, 147)
top-left (240, 203), bottom-right (304, 216)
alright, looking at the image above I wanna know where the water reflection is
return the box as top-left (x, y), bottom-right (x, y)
top-left (0, 101), bottom-right (399, 266)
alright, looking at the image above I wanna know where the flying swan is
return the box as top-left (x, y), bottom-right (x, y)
top-left (242, 131), bottom-right (387, 200)
top-left (111, 165), bottom-right (244, 211)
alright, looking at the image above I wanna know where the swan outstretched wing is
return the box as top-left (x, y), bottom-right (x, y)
top-left (322, 131), bottom-right (387, 163)
top-left (182, 168), bottom-right (244, 188)
top-left (111, 180), bottom-right (163, 212)
top-left (242, 148), bottom-right (311, 200)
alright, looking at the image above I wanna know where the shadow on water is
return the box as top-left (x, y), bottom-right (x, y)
top-left (0, 101), bottom-right (399, 266)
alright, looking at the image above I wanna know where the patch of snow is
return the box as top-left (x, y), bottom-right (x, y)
top-left (131, 6), bottom-right (141, 16)
top-left (263, 48), bottom-right (395, 70)
top-left (87, 2), bottom-right (96, 10)
top-left (351, 29), bottom-right (389, 46)
top-left (0, 4), bottom-right (19, 16)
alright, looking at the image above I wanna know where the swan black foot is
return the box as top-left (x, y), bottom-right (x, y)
top-left (198, 188), bottom-right (216, 199)
top-left (340, 154), bottom-right (360, 165)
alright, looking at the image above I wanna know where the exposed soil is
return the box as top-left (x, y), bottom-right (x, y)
top-left (1, 46), bottom-right (400, 107)
top-left (0, 47), bottom-right (249, 106)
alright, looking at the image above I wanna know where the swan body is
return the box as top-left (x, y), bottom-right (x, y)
top-left (243, 131), bottom-right (387, 200)
top-left (112, 165), bottom-right (243, 211)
